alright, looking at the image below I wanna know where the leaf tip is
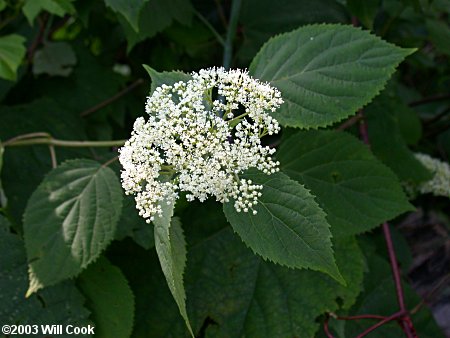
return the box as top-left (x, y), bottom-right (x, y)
top-left (26, 268), bottom-right (43, 297)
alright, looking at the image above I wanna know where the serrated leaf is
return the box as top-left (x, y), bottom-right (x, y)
top-left (23, 0), bottom-right (75, 25)
top-left (277, 130), bottom-right (414, 236)
top-left (33, 42), bottom-right (77, 77)
top-left (104, 0), bottom-right (149, 32)
top-left (188, 228), bottom-right (363, 338)
top-left (23, 159), bottom-right (123, 294)
top-left (365, 96), bottom-right (432, 183)
top-left (0, 34), bottom-right (26, 81)
top-left (249, 24), bottom-right (414, 128)
top-left (238, 0), bottom-right (348, 62)
top-left (154, 201), bottom-right (194, 336)
top-left (0, 216), bottom-right (92, 334)
top-left (123, 200), bottom-right (365, 338)
top-left (143, 65), bottom-right (192, 95)
top-left (77, 257), bottom-right (135, 338)
top-left (223, 170), bottom-right (343, 283)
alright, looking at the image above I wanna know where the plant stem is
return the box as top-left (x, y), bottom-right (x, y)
top-left (409, 93), bottom-right (450, 107)
top-left (80, 78), bottom-right (144, 117)
top-left (358, 114), bottom-right (417, 338)
top-left (356, 310), bottom-right (407, 338)
top-left (194, 10), bottom-right (225, 47)
top-left (3, 137), bottom-right (125, 148)
top-left (337, 112), bottom-right (363, 131)
top-left (222, 0), bottom-right (242, 70)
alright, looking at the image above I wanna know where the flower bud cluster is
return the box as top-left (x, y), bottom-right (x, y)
top-left (415, 153), bottom-right (450, 198)
top-left (119, 67), bottom-right (283, 222)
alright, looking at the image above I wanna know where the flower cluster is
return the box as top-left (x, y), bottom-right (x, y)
top-left (119, 67), bottom-right (283, 222)
top-left (414, 153), bottom-right (450, 198)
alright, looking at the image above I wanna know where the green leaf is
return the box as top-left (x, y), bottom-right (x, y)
top-left (33, 42), bottom-right (77, 77)
top-left (426, 19), bottom-right (450, 56)
top-left (0, 0), bottom-right (7, 12)
top-left (238, 0), bottom-right (348, 62)
top-left (0, 216), bottom-right (92, 332)
top-left (223, 170), bottom-right (343, 283)
top-left (189, 228), bottom-right (363, 337)
top-left (104, 0), bottom-right (149, 32)
top-left (119, 0), bottom-right (193, 52)
top-left (0, 34), bottom-right (26, 81)
top-left (23, 159), bottom-right (123, 294)
top-left (365, 97), bottom-right (432, 183)
top-left (154, 201), bottom-right (194, 336)
top-left (115, 195), bottom-right (155, 250)
top-left (143, 65), bottom-right (191, 95)
top-left (112, 203), bottom-right (364, 338)
top-left (395, 100), bottom-right (422, 145)
top-left (249, 24), bottom-right (414, 128)
top-left (78, 257), bottom-right (135, 338)
top-left (346, 0), bottom-right (381, 29)
top-left (23, 0), bottom-right (75, 25)
top-left (277, 130), bottom-right (414, 236)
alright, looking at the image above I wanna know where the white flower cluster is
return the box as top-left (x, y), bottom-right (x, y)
top-left (414, 153), bottom-right (450, 197)
top-left (119, 67), bottom-right (283, 222)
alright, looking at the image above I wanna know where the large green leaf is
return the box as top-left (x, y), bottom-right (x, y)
top-left (104, 0), bottom-right (149, 32)
top-left (0, 216), bottom-right (92, 335)
top-left (223, 170), bottom-right (343, 283)
top-left (154, 201), bottom-right (193, 336)
top-left (23, 159), bottom-right (123, 294)
top-left (22, 0), bottom-right (75, 25)
top-left (33, 42), bottom-right (77, 77)
top-left (115, 203), bottom-right (364, 338)
top-left (118, 0), bottom-right (193, 51)
top-left (365, 96), bottom-right (432, 183)
top-left (78, 257), bottom-right (135, 338)
top-left (238, 0), bottom-right (348, 62)
top-left (186, 228), bottom-right (364, 338)
top-left (0, 34), bottom-right (26, 81)
top-left (278, 130), bottom-right (414, 236)
top-left (249, 24), bottom-right (414, 128)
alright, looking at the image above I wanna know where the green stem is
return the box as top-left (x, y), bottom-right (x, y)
top-left (3, 137), bottom-right (126, 148)
top-left (222, 0), bottom-right (242, 70)
top-left (194, 10), bottom-right (225, 47)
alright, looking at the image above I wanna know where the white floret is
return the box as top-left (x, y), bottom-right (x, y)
top-left (119, 67), bottom-right (283, 221)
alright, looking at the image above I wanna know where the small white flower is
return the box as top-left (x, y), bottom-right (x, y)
top-left (414, 153), bottom-right (450, 198)
top-left (119, 67), bottom-right (283, 221)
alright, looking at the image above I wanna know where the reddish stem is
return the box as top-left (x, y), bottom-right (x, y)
top-left (357, 115), bottom-right (417, 338)
top-left (335, 314), bottom-right (386, 321)
top-left (355, 311), bottom-right (407, 338)
top-left (323, 315), bottom-right (334, 338)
